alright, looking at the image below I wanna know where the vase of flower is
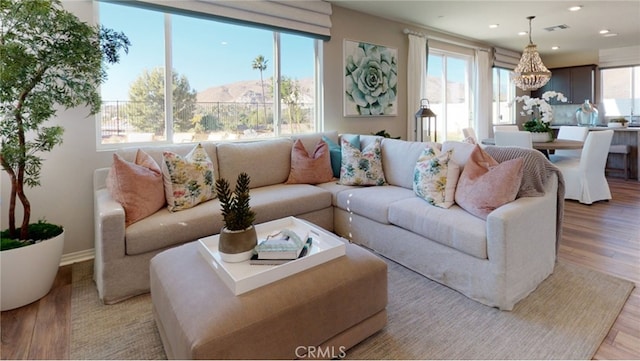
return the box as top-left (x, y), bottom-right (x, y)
top-left (514, 91), bottom-right (567, 143)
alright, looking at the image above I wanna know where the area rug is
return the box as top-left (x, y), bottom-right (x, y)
top-left (70, 258), bottom-right (633, 360)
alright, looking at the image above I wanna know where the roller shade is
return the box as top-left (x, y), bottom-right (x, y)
top-left (493, 47), bottom-right (521, 70)
top-left (599, 46), bottom-right (640, 68)
top-left (131, 0), bottom-right (332, 40)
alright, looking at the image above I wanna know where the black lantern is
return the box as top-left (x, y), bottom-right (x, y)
top-left (415, 99), bottom-right (437, 142)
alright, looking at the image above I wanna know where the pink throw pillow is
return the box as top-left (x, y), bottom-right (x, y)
top-left (106, 150), bottom-right (166, 226)
top-left (454, 145), bottom-right (524, 220)
top-left (285, 139), bottom-right (334, 184)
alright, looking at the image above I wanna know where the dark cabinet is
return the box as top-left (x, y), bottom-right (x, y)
top-left (532, 65), bottom-right (596, 104)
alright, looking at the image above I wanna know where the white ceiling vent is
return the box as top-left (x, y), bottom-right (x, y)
top-left (544, 24), bottom-right (570, 32)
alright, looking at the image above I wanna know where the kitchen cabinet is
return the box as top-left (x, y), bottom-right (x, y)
top-left (532, 65), bottom-right (596, 104)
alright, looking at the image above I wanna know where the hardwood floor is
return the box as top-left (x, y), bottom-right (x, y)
top-left (2, 177), bottom-right (639, 360)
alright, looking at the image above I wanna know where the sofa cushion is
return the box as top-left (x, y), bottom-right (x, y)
top-left (455, 145), bottom-right (524, 220)
top-left (413, 147), bottom-right (460, 208)
top-left (388, 197), bottom-right (488, 259)
top-left (117, 143), bottom-right (219, 180)
top-left (285, 139), bottom-right (334, 184)
top-left (125, 199), bottom-right (224, 255)
top-left (340, 137), bottom-right (386, 186)
top-left (217, 138), bottom-right (293, 189)
top-left (336, 185), bottom-right (415, 224)
top-left (381, 138), bottom-right (440, 189)
top-left (125, 184), bottom-right (332, 256)
top-left (315, 181), bottom-right (358, 206)
top-left (162, 144), bottom-right (216, 212)
top-left (106, 150), bottom-right (165, 226)
top-left (291, 130), bottom-right (338, 156)
top-left (441, 141), bottom-right (476, 169)
top-left (248, 184), bottom-right (332, 224)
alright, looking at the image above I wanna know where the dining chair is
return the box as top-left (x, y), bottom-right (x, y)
top-left (551, 130), bottom-right (614, 204)
top-left (462, 127), bottom-right (478, 143)
top-left (493, 125), bottom-right (519, 134)
top-left (552, 126), bottom-right (588, 159)
top-left (494, 131), bottom-right (533, 148)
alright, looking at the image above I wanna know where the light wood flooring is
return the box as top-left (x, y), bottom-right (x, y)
top-left (1, 177), bottom-right (639, 360)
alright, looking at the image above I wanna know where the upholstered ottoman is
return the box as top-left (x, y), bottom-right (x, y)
top-left (150, 241), bottom-right (387, 359)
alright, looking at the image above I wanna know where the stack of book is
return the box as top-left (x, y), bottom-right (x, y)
top-left (250, 229), bottom-right (313, 265)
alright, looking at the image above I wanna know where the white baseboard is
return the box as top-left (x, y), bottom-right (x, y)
top-left (60, 248), bottom-right (94, 266)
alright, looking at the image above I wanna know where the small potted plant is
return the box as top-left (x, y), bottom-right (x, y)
top-left (607, 118), bottom-right (629, 128)
top-left (215, 172), bottom-right (257, 262)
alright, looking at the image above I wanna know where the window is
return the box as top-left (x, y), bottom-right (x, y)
top-left (492, 68), bottom-right (516, 125)
top-left (427, 50), bottom-right (472, 141)
top-left (601, 66), bottom-right (640, 123)
top-left (98, 2), bottom-right (319, 147)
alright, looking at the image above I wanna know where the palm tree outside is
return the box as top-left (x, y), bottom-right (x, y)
top-left (252, 55), bottom-right (268, 128)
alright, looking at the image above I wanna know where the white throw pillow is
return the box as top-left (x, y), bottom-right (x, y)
top-left (413, 147), bottom-right (460, 208)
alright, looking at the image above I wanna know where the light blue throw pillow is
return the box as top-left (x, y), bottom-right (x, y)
top-left (323, 135), bottom-right (360, 178)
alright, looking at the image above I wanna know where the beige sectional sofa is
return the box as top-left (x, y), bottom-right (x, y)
top-left (94, 131), bottom-right (560, 310)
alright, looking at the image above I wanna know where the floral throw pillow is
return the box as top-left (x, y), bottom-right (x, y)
top-left (339, 137), bottom-right (386, 186)
top-left (413, 147), bottom-right (460, 208)
top-left (162, 144), bottom-right (215, 212)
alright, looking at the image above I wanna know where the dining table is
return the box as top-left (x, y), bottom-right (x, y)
top-left (481, 138), bottom-right (584, 158)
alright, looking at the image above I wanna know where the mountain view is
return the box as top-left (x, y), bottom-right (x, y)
top-left (196, 77), bottom-right (315, 104)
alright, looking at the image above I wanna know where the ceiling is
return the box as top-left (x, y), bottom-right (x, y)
top-left (327, 1), bottom-right (640, 57)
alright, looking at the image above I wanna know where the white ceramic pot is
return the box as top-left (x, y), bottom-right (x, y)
top-left (1, 230), bottom-right (65, 311)
top-left (530, 132), bottom-right (552, 142)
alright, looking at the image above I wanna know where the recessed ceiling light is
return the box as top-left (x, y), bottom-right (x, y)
top-left (489, 24), bottom-right (499, 29)
top-left (518, 31), bottom-right (528, 36)
top-left (603, 33), bottom-right (619, 37)
top-left (568, 5), bottom-right (583, 11)
top-left (552, 46), bottom-right (560, 50)
top-left (599, 29), bottom-right (610, 34)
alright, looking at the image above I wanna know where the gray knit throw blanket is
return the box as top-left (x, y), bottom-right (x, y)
top-left (484, 146), bottom-right (565, 254)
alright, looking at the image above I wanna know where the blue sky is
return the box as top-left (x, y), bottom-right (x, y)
top-left (100, 2), bottom-right (315, 101)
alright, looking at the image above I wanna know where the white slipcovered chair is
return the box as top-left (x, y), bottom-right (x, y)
top-left (494, 130), bottom-right (533, 148)
top-left (552, 126), bottom-right (589, 159)
top-left (462, 127), bottom-right (478, 143)
top-left (551, 130), bottom-right (614, 204)
top-left (493, 125), bottom-right (519, 134)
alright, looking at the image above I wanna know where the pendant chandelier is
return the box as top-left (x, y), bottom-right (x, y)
top-left (513, 16), bottom-right (551, 91)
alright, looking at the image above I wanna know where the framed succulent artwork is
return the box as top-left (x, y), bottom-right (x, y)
top-left (344, 40), bottom-right (398, 117)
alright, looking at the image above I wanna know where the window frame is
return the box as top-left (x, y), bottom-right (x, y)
top-left (492, 67), bottom-right (516, 125)
top-left (600, 65), bottom-right (640, 123)
top-left (96, 2), bottom-right (322, 150)
top-left (427, 48), bottom-right (474, 142)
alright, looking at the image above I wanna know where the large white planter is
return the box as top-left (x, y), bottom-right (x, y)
top-left (1, 230), bottom-right (64, 311)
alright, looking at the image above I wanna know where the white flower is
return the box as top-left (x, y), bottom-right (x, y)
top-left (511, 91), bottom-right (567, 124)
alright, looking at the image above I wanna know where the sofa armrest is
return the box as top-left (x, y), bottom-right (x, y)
top-left (486, 173), bottom-right (558, 271)
top-left (94, 167), bottom-right (110, 191)
top-left (94, 188), bottom-right (126, 262)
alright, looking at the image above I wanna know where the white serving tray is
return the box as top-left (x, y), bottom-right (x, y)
top-left (197, 216), bottom-right (346, 295)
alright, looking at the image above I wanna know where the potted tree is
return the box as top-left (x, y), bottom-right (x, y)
top-left (215, 172), bottom-right (257, 262)
top-left (0, 0), bottom-right (129, 310)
